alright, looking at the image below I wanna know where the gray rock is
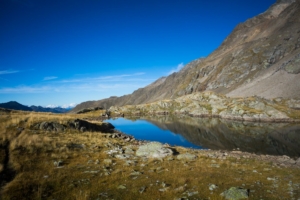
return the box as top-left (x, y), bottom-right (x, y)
top-left (136, 142), bottom-right (173, 159)
top-left (130, 170), bottom-right (142, 176)
top-left (117, 185), bottom-right (126, 189)
top-left (53, 160), bottom-right (63, 167)
top-left (124, 160), bottom-right (136, 166)
top-left (83, 170), bottom-right (99, 174)
top-left (187, 191), bottom-right (199, 197)
top-left (265, 106), bottom-right (289, 119)
top-left (177, 153), bottom-right (197, 161)
top-left (220, 187), bottom-right (249, 200)
top-left (209, 184), bottom-right (218, 191)
top-left (159, 188), bottom-right (169, 192)
top-left (103, 159), bottom-right (113, 165)
top-left (295, 157), bottom-right (300, 165)
top-left (80, 127), bottom-right (87, 132)
top-left (139, 186), bottom-right (146, 194)
top-left (124, 147), bottom-right (135, 154)
top-left (115, 154), bottom-right (131, 159)
top-left (210, 164), bottom-right (220, 168)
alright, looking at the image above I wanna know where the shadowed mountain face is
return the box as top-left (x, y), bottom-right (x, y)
top-left (72, 0), bottom-right (300, 112)
top-left (138, 115), bottom-right (300, 157)
top-left (0, 101), bottom-right (70, 113)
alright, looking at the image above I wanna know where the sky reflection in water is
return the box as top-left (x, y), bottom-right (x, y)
top-left (105, 118), bottom-right (201, 149)
top-left (105, 116), bottom-right (300, 157)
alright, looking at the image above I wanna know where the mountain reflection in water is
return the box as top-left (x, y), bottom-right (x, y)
top-left (106, 116), bottom-right (300, 158)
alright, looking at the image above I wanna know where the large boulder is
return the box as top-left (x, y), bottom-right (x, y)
top-left (32, 121), bottom-right (66, 132)
top-left (67, 119), bottom-right (114, 132)
top-left (136, 142), bottom-right (173, 159)
top-left (31, 119), bottom-right (114, 133)
top-left (220, 187), bottom-right (249, 200)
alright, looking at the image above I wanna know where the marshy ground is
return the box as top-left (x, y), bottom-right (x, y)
top-left (0, 109), bottom-right (299, 200)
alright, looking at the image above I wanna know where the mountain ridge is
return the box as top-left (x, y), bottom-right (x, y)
top-left (0, 101), bottom-right (72, 113)
top-left (71, 0), bottom-right (300, 113)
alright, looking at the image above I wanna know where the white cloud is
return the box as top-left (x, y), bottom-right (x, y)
top-left (0, 70), bottom-right (19, 75)
top-left (168, 63), bottom-right (184, 75)
top-left (43, 76), bottom-right (58, 81)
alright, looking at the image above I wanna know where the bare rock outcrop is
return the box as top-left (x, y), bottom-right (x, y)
top-left (109, 92), bottom-right (300, 122)
top-left (31, 119), bottom-right (114, 133)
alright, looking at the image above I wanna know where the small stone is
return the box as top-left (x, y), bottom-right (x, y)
top-left (174, 186), bottom-right (185, 192)
top-left (103, 159), bottom-right (113, 165)
top-left (187, 191), bottom-right (198, 197)
top-left (210, 164), bottom-right (220, 168)
top-left (124, 160), bottom-right (135, 166)
top-left (159, 188), bottom-right (169, 192)
top-left (115, 154), bottom-right (130, 159)
top-left (118, 185), bottom-right (126, 189)
top-left (139, 186), bottom-right (146, 194)
top-left (220, 187), bottom-right (249, 200)
top-left (167, 157), bottom-right (174, 161)
top-left (54, 160), bottom-right (63, 167)
top-left (130, 170), bottom-right (142, 176)
top-left (83, 170), bottom-right (99, 174)
top-left (125, 148), bottom-right (135, 154)
top-left (267, 177), bottom-right (276, 181)
top-left (209, 184), bottom-right (218, 191)
top-left (177, 153), bottom-right (197, 161)
top-left (162, 182), bottom-right (169, 188)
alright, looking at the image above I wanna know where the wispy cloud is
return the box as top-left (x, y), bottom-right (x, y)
top-left (0, 70), bottom-right (19, 75)
top-left (0, 72), bottom-right (152, 96)
top-left (168, 63), bottom-right (184, 75)
top-left (43, 76), bottom-right (58, 81)
top-left (60, 72), bottom-right (145, 83)
top-left (0, 86), bottom-right (52, 93)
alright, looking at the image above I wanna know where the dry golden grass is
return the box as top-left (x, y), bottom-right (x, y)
top-left (0, 111), bottom-right (299, 200)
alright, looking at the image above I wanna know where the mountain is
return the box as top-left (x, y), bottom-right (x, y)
top-left (0, 101), bottom-right (32, 112)
top-left (71, 0), bottom-right (300, 113)
top-left (0, 101), bottom-right (70, 113)
top-left (30, 105), bottom-right (71, 113)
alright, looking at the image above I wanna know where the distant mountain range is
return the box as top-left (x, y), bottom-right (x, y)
top-left (71, 0), bottom-right (300, 113)
top-left (0, 101), bottom-right (72, 113)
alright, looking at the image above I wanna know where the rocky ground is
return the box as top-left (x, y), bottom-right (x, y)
top-left (109, 91), bottom-right (300, 123)
top-left (0, 111), bottom-right (300, 199)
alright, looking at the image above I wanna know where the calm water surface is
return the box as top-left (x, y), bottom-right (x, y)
top-left (106, 117), bottom-right (201, 149)
top-left (105, 116), bottom-right (300, 157)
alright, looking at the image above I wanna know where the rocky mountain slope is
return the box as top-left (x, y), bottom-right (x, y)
top-left (0, 101), bottom-right (70, 113)
top-left (72, 0), bottom-right (300, 112)
top-left (108, 91), bottom-right (300, 122)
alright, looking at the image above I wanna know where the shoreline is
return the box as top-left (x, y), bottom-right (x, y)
top-left (105, 125), bottom-right (300, 169)
top-left (111, 113), bottom-right (300, 123)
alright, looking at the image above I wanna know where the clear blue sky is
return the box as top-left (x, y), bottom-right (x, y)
top-left (0, 0), bottom-right (275, 107)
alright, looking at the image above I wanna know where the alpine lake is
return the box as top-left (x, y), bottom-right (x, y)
top-left (105, 115), bottom-right (300, 158)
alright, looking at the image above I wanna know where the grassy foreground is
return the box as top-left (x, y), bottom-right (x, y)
top-left (0, 109), bottom-right (299, 200)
